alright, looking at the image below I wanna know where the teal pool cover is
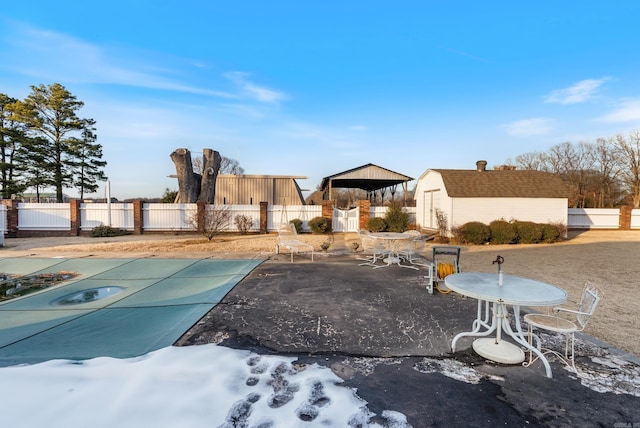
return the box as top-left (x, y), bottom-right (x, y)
top-left (0, 258), bottom-right (262, 367)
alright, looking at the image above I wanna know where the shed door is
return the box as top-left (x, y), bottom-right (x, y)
top-left (423, 190), bottom-right (440, 229)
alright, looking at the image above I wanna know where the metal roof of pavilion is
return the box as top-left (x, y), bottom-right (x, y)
top-left (320, 163), bottom-right (414, 192)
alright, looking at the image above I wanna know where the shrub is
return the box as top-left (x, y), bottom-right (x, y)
top-left (289, 219), bottom-right (303, 234)
top-left (458, 221), bottom-right (491, 244)
top-left (367, 217), bottom-right (387, 232)
top-left (384, 201), bottom-right (410, 232)
top-left (514, 221), bottom-right (544, 244)
top-left (309, 216), bottom-right (332, 233)
top-left (541, 223), bottom-right (561, 243)
top-left (234, 214), bottom-right (253, 234)
top-left (489, 220), bottom-right (517, 244)
top-left (548, 221), bottom-right (567, 242)
top-left (90, 225), bottom-right (129, 237)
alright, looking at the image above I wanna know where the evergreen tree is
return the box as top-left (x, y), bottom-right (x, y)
top-left (0, 94), bottom-right (29, 198)
top-left (9, 83), bottom-right (106, 202)
top-left (69, 119), bottom-right (107, 200)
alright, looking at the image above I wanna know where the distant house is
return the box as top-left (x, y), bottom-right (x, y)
top-left (414, 161), bottom-right (568, 233)
top-left (214, 174), bottom-right (307, 205)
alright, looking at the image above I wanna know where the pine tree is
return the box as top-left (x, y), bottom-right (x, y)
top-left (9, 83), bottom-right (106, 202)
top-left (69, 119), bottom-right (107, 200)
top-left (0, 94), bottom-right (29, 198)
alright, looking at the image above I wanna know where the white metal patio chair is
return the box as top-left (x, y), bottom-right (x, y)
top-left (356, 230), bottom-right (388, 267)
top-left (524, 282), bottom-right (603, 373)
top-left (395, 230), bottom-right (428, 265)
top-left (276, 223), bottom-right (314, 263)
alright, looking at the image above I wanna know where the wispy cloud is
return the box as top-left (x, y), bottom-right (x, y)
top-left (597, 99), bottom-right (640, 123)
top-left (3, 22), bottom-right (236, 98)
top-left (500, 118), bottom-right (553, 137)
top-left (439, 46), bottom-right (489, 62)
top-left (224, 72), bottom-right (287, 103)
top-left (544, 78), bottom-right (610, 104)
top-left (349, 125), bottom-right (368, 131)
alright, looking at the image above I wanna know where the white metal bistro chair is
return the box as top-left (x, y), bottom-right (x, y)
top-left (524, 282), bottom-right (603, 374)
top-left (356, 230), bottom-right (388, 267)
top-left (395, 230), bottom-right (428, 265)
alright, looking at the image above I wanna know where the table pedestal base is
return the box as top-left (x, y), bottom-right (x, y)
top-left (473, 338), bottom-right (525, 364)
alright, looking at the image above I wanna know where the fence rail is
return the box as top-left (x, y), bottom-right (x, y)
top-left (1, 203), bottom-right (639, 236)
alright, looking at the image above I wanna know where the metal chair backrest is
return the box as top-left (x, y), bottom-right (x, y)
top-left (576, 282), bottom-right (602, 329)
top-left (358, 230), bottom-right (377, 252)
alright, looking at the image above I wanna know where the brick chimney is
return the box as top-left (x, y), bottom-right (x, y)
top-left (476, 160), bottom-right (487, 171)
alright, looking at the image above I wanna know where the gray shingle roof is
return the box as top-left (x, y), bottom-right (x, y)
top-left (433, 169), bottom-right (568, 198)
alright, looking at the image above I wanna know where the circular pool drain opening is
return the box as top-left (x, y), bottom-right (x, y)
top-left (51, 286), bottom-right (123, 306)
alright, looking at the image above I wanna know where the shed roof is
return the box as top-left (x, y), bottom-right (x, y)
top-left (320, 163), bottom-right (414, 192)
top-left (433, 169), bottom-right (568, 198)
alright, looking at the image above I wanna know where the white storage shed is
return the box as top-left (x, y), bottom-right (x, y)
top-left (415, 161), bottom-right (568, 234)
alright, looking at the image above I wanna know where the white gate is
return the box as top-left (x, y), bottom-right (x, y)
top-left (332, 208), bottom-right (359, 232)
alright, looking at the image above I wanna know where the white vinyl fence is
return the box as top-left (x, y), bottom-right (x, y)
top-left (567, 208), bottom-right (620, 229)
top-left (143, 203), bottom-right (196, 231)
top-left (0, 205), bottom-right (6, 246)
top-left (6, 203), bottom-right (640, 233)
top-left (0, 205), bottom-right (6, 233)
top-left (80, 203), bottom-right (135, 231)
top-left (17, 203), bottom-right (71, 231)
top-left (268, 205), bottom-right (322, 232)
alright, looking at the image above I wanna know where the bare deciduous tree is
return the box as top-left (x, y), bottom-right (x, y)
top-left (614, 130), bottom-right (640, 208)
top-left (188, 204), bottom-right (231, 241)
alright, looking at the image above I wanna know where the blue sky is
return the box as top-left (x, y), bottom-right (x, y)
top-left (2, 1), bottom-right (640, 200)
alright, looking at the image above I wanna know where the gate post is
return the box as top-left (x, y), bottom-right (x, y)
top-left (358, 199), bottom-right (371, 230)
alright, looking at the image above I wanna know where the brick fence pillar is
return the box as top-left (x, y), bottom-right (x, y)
top-left (69, 199), bottom-right (81, 236)
top-left (321, 200), bottom-right (333, 220)
top-left (358, 199), bottom-right (371, 231)
top-left (1, 199), bottom-right (18, 238)
top-left (619, 206), bottom-right (632, 230)
top-left (133, 200), bottom-right (144, 235)
top-left (259, 201), bottom-right (268, 233)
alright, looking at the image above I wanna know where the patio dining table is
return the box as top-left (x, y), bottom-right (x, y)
top-left (445, 272), bottom-right (568, 378)
top-left (369, 232), bottom-right (419, 270)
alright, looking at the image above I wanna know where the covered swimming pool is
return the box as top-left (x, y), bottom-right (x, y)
top-left (0, 257), bottom-right (262, 367)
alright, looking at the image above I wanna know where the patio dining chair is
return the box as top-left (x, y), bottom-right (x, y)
top-left (524, 282), bottom-right (603, 373)
top-left (395, 230), bottom-right (429, 266)
top-left (356, 230), bottom-right (388, 267)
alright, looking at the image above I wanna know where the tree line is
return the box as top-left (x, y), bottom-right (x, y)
top-left (505, 130), bottom-right (640, 208)
top-left (0, 83), bottom-right (106, 202)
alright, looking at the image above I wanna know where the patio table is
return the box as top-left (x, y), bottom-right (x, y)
top-left (369, 232), bottom-right (419, 270)
top-left (445, 272), bottom-right (567, 378)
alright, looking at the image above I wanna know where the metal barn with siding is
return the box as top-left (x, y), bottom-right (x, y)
top-left (214, 174), bottom-right (307, 205)
top-left (415, 161), bottom-right (568, 233)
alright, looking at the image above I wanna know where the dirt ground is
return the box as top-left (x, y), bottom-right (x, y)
top-left (2, 229), bottom-right (639, 357)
